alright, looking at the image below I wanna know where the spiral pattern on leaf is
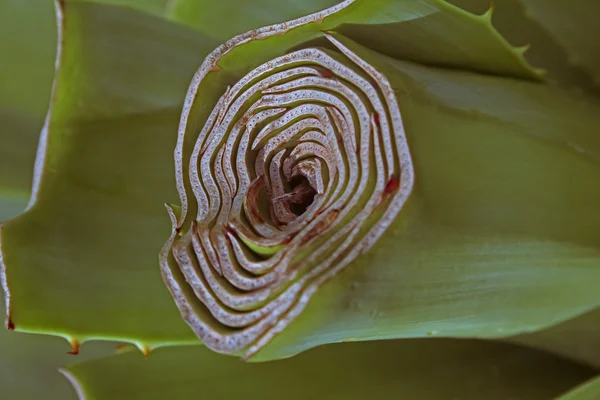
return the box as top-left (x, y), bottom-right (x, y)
top-left (160, 9), bottom-right (414, 359)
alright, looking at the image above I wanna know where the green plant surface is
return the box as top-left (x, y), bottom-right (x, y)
top-left (0, 0), bottom-right (192, 223)
top-left (164, 30), bottom-right (600, 360)
top-left (449, 0), bottom-right (600, 95)
top-left (0, 0), bottom-right (57, 221)
top-left (167, 0), bottom-right (341, 38)
top-left (0, 0), bottom-right (224, 349)
top-left (0, 300), bottom-right (114, 400)
top-left (166, 0), bottom-right (544, 85)
top-left (448, 0), bottom-right (600, 94)
top-left (1, 0), bottom-right (598, 359)
top-left (183, 0), bottom-right (542, 80)
top-left (518, 0), bottom-right (600, 87)
top-left (512, 307), bottom-right (600, 369)
top-left (559, 376), bottom-right (600, 400)
top-left (62, 339), bottom-right (595, 400)
top-left (86, 0), bottom-right (170, 16)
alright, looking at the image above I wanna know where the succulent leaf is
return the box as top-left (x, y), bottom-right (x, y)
top-left (518, 0), bottom-right (600, 87)
top-left (167, 0), bottom-right (341, 38)
top-left (0, 0), bottom-right (195, 223)
top-left (192, 0), bottom-right (543, 80)
top-left (62, 339), bottom-right (595, 400)
top-left (162, 16), bottom-right (600, 359)
top-left (449, 0), bottom-right (600, 95)
top-left (512, 307), bottom-right (600, 369)
top-left (80, 0), bottom-right (171, 16)
top-left (558, 376), bottom-right (600, 400)
top-left (0, 0), bottom-right (222, 346)
top-left (162, 30), bottom-right (415, 358)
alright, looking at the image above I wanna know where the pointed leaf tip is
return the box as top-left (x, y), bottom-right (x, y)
top-left (68, 339), bottom-right (80, 355)
top-left (136, 343), bottom-right (152, 358)
top-left (482, 3), bottom-right (494, 21)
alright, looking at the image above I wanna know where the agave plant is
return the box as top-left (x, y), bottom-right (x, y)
top-left (0, 0), bottom-right (599, 398)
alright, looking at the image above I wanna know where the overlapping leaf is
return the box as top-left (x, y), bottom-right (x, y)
top-left (0, 0), bottom-right (223, 348)
top-left (163, 27), bottom-right (600, 360)
top-left (512, 307), bottom-right (600, 369)
top-left (449, 0), bottom-right (600, 95)
top-left (62, 339), bottom-right (595, 400)
top-left (559, 376), bottom-right (600, 400)
top-left (0, 299), bottom-right (113, 399)
top-left (166, 0), bottom-right (544, 87)
top-left (0, 0), bottom-right (192, 223)
top-left (167, 0), bottom-right (341, 38)
top-left (86, 0), bottom-right (170, 16)
top-left (518, 0), bottom-right (600, 87)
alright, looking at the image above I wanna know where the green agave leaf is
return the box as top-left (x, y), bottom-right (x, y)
top-left (0, 0), bottom-right (186, 223)
top-left (83, 0), bottom-right (170, 17)
top-left (168, 0), bottom-right (542, 84)
top-left (0, 331), bottom-right (110, 400)
top-left (170, 0), bottom-right (543, 277)
top-left (160, 25), bottom-right (600, 360)
top-left (512, 307), bottom-right (600, 369)
top-left (62, 339), bottom-right (595, 400)
top-left (0, 0), bottom-right (224, 348)
top-left (559, 376), bottom-right (600, 400)
top-left (167, 0), bottom-right (341, 38)
top-left (448, 0), bottom-right (599, 94)
top-left (0, 0), bottom-right (56, 118)
top-left (201, 0), bottom-right (541, 80)
top-left (0, 193), bottom-right (27, 223)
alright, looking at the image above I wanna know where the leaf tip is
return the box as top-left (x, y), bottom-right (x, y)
top-left (67, 338), bottom-right (80, 355)
top-left (482, 2), bottom-right (494, 21)
top-left (515, 43), bottom-right (531, 55)
top-left (136, 343), bottom-right (152, 358)
top-left (384, 175), bottom-right (401, 194)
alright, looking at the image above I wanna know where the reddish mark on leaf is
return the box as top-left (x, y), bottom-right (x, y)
top-left (223, 225), bottom-right (237, 238)
top-left (301, 209), bottom-right (339, 245)
top-left (283, 235), bottom-right (293, 244)
top-left (373, 112), bottom-right (380, 127)
top-left (141, 346), bottom-right (151, 359)
top-left (7, 319), bottom-right (15, 331)
top-left (68, 340), bottom-right (80, 355)
top-left (319, 69), bottom-right (334, 78)
top-left (384, 175), bottom-right (400, 195)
